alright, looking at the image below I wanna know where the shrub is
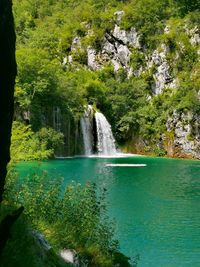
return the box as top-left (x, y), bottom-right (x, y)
top-left (11, 122), bottom-right (64, 161)
top-left (5, 172), bottom-right (132, 266)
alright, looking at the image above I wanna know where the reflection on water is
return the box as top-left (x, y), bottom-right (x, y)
top-left (17, 156), bottom-right (200, 267)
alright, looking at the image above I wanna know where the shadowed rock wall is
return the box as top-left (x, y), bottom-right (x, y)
top-left (0, 0), bottom-right (17, 202)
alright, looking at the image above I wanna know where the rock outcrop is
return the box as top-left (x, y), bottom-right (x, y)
top-left (165, 112), bottom-right (200, 159)
top-left (66, 12), bottom-right (178, 96)
top-left (68, 10), bottom-right (141, 74)
top-left (147, 43), bottom-right (177, 95)
top-left (87, 47), bottom-right (100, 70)
top-left (87, 24), bottom-right (140, 72)
top-left (187, 26), bottom-right (200, 46)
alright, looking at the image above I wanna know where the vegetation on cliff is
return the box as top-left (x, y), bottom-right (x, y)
top-left (11, 122), bottom-right (64, 161)
top-left (12, 0), bottom-right (200, 158)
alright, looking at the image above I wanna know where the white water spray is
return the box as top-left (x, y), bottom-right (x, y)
top-left (80, 105), bottom-right (93, 155)
top-left (53, 107), bottom-right (62, 132)
top-left (95, 112), bottom-right (117, 155)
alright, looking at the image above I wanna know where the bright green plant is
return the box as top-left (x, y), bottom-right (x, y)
top-left (5, 171), bottom-right (133, 267)
top-left (11, 122), bottom-right (63, 161)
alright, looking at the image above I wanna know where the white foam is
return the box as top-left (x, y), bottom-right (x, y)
top-left (55, 156), bottom-right (73, 159)
top-left (106, 164), bottom-right (147, 167)
top-left (88, 153), bottom-right (142, 158)
top-left (55, 153), bottom-right (144, 159)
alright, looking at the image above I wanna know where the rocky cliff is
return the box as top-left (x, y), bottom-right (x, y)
top-left (63, 10), bottom-right (200, 159)
top-left (13, 0), bottom-right (200, 160)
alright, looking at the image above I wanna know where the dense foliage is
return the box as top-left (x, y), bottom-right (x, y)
top-left (4, 171), bottom-right (132, 267)
top-left (11, 121), bottom-right (64, 161)
top-left (12, 0), bottom-right (200, 157)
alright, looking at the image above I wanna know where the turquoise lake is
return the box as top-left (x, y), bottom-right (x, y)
top-left (16, 156), bottom-right (200, 267)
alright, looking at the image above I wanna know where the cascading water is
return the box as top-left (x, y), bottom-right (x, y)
top-left (80, 105), bottom-right (93, 155)
top-left (53, 107), bottom-right (62, 132)
top-left (95, 111), bottom-right (117, 155)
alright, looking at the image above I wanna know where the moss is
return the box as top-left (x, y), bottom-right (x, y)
top-left (165, 130), bottom-right (175, 141)
top-left (187, 133), bottom-right (195, 141)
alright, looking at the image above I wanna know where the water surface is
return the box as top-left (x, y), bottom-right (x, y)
top-left (17, 156), bottom-right (200, 267)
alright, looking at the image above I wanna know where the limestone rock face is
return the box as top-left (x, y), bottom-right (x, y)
top-left (111, 58), bottom-right (121, 72)
top-left (116, 44), bottom-right (131, 66)
top-left (165, 112), bottom-right (200, 159)
top-left (113, 25), bottom-right (127, 44)
top-left (190, 33), bottom-right (200, 46)
top-left (87, 23), bottom-right (140, 72)
top-left (87, 47), bottom-right (100, 70)
top-left (71, 36), bottom-right (81, 51)
top-left (153, 61), bottom-right (172, 95)
top-left (188, 26), bottom-right (200, 46)
top-left (65, 11), bottom-right (142, 74)
top-left (114, 10), bottom-right (125, 24)
top-left (113, 25), bottom-right (140, 48)
top-left (149, 45), bottom-right (175, 95)
top-left (86, 32), bottom-right (132, 71)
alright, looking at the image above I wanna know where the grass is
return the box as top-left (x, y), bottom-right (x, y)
top-left (0, 206), bottom-right (71, 267)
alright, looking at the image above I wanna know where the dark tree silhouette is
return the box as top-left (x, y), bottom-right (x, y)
top-left (0, 0), bottom-right (17, 203)
top-left (0, 0), bottom-right (23, 256)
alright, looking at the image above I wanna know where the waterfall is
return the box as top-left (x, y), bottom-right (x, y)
top-left (53, 107), bottom-right (61, 132)
top-left (81, 105), bottom-right (117, 156)
top-left (80, 105), bottom-right (93, 155)
top-left (95, 112), bottom-right (117, 155)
